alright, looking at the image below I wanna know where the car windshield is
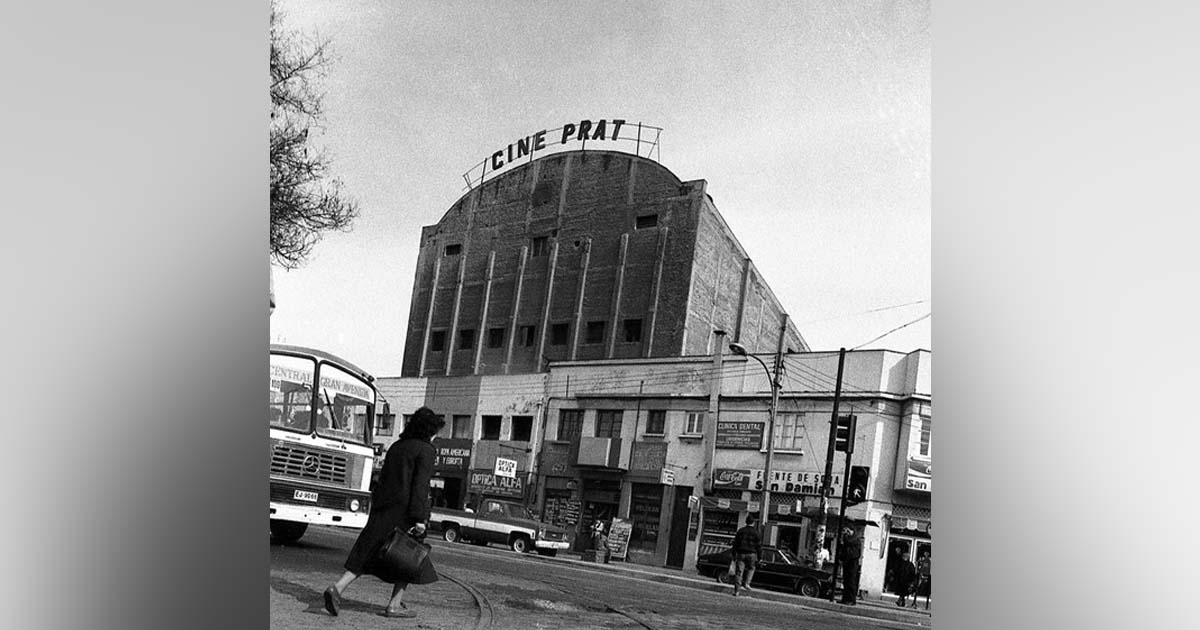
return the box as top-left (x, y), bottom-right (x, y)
top-left (777, 548), bottom-right (802, 565)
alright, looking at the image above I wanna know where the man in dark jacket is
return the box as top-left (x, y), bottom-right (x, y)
top-left (838, 527), bottom-right (862, 605)
top-left (894, 551), bottom-right (919, 607)
top-left (730, 514), bottom-right (762, 596)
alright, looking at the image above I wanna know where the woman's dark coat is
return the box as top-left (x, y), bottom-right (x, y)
top-left (343, 437), bottom-right (435, 578)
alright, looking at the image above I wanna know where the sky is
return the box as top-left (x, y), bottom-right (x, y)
top-left (270, 0), bottom-right (930, 377)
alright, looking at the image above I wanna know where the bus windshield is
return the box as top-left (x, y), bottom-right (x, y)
top-left (270, 354), bottom-right (316, 433)
top-left (313, 362), bottom-right (374, 446)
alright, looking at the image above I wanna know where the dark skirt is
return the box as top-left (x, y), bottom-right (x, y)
top-left (344, 503), bottom-right (415, 575)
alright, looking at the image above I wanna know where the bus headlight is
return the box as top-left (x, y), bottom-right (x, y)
top-left (350, 499), bottom-right (361, 512)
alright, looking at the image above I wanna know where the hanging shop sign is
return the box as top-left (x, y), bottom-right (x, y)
top-left (494, 457), bottom-right (518, 479)
top-left (660, 467), bottom-right (676, 486)
top-left (715, 421), bottom-right (765, 449)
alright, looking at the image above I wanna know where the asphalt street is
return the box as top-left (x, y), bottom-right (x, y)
top-left (271, 525), bottom-right (926, 630)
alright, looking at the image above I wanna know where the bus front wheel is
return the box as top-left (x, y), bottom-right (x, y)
top-left (270, 519), bottom-right (308, 544)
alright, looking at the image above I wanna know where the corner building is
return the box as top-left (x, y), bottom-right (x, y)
top-left (401, 150), bottom-right (808, 377)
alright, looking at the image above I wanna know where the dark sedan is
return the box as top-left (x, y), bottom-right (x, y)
top-left (696, 546), bottom-right (835, 598)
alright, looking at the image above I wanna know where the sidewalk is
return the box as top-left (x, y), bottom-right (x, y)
top-left (517, 548), bottom-right (931, 626)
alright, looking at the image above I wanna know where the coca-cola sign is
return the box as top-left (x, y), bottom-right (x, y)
top-left (713, 468), bottom-right (753, 489)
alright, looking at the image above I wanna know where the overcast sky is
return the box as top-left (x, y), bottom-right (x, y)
top-left (270, 0), bottom-right (930, 377)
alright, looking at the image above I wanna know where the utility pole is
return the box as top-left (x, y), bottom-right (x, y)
top-left (819, 347), bottom-right (846, 600)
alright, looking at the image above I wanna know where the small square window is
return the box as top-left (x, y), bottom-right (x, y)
top-left (458, 329), bottom-right (475, 350)
top-left (622, 318), bottom-right (642, 343)
top-left (487, 327), bottom-right (505, 349)
top-left (531, 236), bottom-right (550, 257)
top-left (635, 214), bottom-right (658, 229)
top-left (482, 415), bottom-right (502, 440)
top-left (645, 410), bottom-right (666, 435)
top-left (452, 415), bottom-right (472, 439)
top-left (550, 323), bottom-right (569, 346)
top-left (444, 243), bottom-right (462, 256)
top-left (684, 412), bottom-right (704, 435)
top-left (430, 330), bottom-right (446, 352)
top-left (585, 321), bottom-right (606, 344)
top-left (519, 325), bottom-right (537, 347)
top-left (511, 415), bottom-right (533, 442)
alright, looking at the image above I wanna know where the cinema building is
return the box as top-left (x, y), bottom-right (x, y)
top-left (368, 136), bottom-right (930, 596)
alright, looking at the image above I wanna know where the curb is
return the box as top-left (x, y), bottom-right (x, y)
top-left (516, 550), bottom-right (930, 626)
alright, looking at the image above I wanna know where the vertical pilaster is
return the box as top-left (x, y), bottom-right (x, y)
top-left (418, 255), bottom-right (442, 376)
top-left (444, 258), bottom-right (466, 376)
top-left (644, 227), bottom-right (669, 357)
top-left (605, 233), bottom-right (630, 357)
top-left (568, 239), bottom-right (592, 361)
top-left (503, 246), bottom-right (530, 374)
top-left (472, 250), bottom-right (496, 375)
top-left (534, 240), bottom-right (561, 369)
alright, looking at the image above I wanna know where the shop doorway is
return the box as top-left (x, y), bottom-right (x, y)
top-left (885, 536), bottom-right (914, 594)
top-left (666, 486), bottom-right (692, 568)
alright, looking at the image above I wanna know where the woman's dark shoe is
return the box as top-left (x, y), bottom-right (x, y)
top-left (323, 586), bottom-right (341, 616)
top-left (383, 603), bottom-right (416, 618)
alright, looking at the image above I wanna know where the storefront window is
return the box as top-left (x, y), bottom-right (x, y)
top-left (629, 484), bottom-right (663, 551)
top-left (558, 409), bottom-right (583, 441)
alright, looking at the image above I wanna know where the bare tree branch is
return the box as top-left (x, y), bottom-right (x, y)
top-left (270, 2), bottom-right (357, 269)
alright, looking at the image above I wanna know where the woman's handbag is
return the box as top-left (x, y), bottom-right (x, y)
top-left (367, 527), bottom-right (439, 585)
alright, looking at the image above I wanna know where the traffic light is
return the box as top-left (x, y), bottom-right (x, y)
top-left (845, 465), bottom-right (870, 506)
top-left (834, 415), bottom-right (857, 453)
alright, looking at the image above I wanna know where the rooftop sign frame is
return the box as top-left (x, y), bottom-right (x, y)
top-left (461, 118), bottom-right (662, 191)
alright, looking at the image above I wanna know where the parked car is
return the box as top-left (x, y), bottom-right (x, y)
top-left (696, 545), bottom-right (835, 598)
top-left (430, 498), bottom-right (570, 556)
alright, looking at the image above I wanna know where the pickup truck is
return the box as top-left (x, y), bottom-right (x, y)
top-left (430, 498), bottom-right (571, 556)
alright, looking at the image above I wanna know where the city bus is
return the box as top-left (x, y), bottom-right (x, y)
top-left (269, 343), bottom-right (377, 543)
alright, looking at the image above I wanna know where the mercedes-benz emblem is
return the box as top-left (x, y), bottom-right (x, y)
top-left (302, 455), bottom-right (320, 474)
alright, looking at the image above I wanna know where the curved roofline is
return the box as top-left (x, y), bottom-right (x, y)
top-left (439, 149), bottom-right (682, 224)
top-left (270, 343), bottom-right (376, 383)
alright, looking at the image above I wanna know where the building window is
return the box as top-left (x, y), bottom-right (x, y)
top-left (519, 325), bottom-right (537, 347)
top-left (683, 412), bottom-right (704, 435)
top-left (550, 323), bottom-right (569, 346)
top-left (429, 331), bottom-right (446, 352)
top-left (434, 414), bottom-right (451, 439)
top-left (622, 318), bottom-right (643, 343)
top-left (373, 443), bottom-right (386, 457)
top-left (645, 410), bottom-right (666, 436)
top-left (635, 214), bottom-right (658, 229)
top-left (774, 413), bottom-right (805, 452)
top-left (511, 415), bottom-right (533, 442)
top-left (458, 329), bottom-right (475, 350)
top-left (919, 417), bottom-right (931, 456)
top-left (444, 243), bottom-right (462, 256)
top-left (481, 415), bottom-right (502, 440)
top-left (585, 321), bottom-right (606, 344)
top-left (531, 236), bottom-right (550, 257)
top-left (450, 415), bottom-right (472, 439)
top-left (596, 410), bottom-right (623, 438)
top-left (558, 409), bottom-right (583, 441)
top-left (375, 413), bottom-right (395, 436)
top-left (487, 327), bottom-right (505, 348)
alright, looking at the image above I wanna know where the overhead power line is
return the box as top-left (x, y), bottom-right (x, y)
top-left (851, 312), bottom-right (931, 351)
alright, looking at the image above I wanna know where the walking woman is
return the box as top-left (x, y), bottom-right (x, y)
top-left (323, 407), bottom-right (445, 618)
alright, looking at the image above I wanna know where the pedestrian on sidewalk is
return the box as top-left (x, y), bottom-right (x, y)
top-left (837, 527), bottom-right (862, 605)
top-left (893, 551), bottom-right (919, 607)
top-left (591, 520), bottom-right (610, 564)
top-left (915, 550), bottom-right (931, 609)
top-left (322, 407), bottom-right (445, 619)
top-left (729, 513), bottom-right (762, 596)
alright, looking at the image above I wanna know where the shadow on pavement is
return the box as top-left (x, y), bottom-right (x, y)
top-left (270, 576), bottom-right (384, 617)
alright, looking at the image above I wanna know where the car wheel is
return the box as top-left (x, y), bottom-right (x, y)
top-left (269, 520), bottom-right (307, 544)
top-left (443, 525), bottom-right (460, 543)
top-left (797, 578), bottom-right (821, 598)
top-left (510, 535), bottom-right (531, 553)
top-left (717, 571), bottom-right (736, 585)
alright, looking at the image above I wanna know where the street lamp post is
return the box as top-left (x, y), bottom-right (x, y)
top-left (728, 342), bottom-right (781, 537)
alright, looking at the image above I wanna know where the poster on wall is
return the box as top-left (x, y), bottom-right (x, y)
top-left (712, 468), bottom-right (843, 495)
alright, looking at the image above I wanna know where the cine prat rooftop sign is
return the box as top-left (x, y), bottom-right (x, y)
top-left (462, 118), bottom-right (662, 190)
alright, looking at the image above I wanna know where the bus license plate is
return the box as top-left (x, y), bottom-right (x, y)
top-left (294, 490), bottom-right (319, 502)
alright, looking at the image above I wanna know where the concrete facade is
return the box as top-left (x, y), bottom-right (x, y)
top-left (401, 150), bottom-right (807, 377)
